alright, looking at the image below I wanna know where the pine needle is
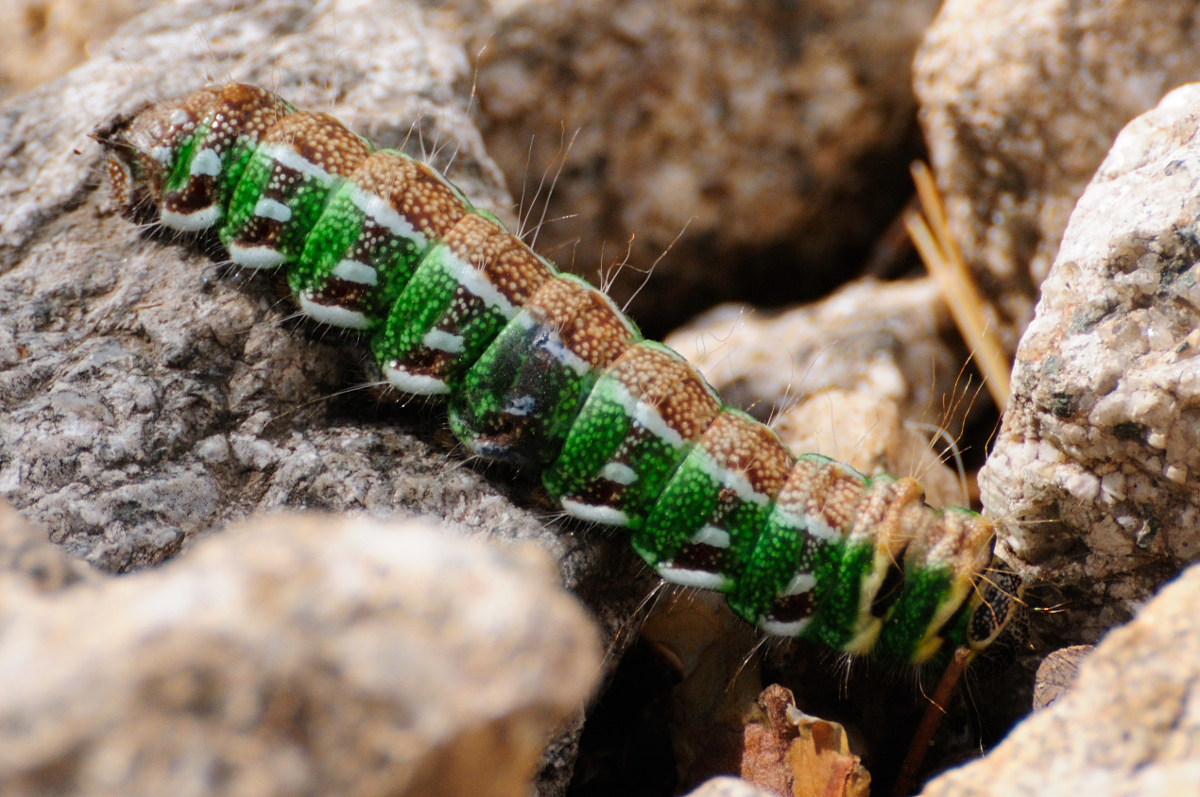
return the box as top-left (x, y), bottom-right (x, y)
top-left (905, 162), bottom-right (1011, 410)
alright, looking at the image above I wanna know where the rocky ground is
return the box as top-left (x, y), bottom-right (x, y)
top-left (3, 0), bottom-right (1200, 795)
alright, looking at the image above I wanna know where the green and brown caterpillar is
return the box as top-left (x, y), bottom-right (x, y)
top-left (96, 83), bottom-right (1021, 666)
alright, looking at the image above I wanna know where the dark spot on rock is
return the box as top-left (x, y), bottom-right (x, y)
top-left (1048, 391), bottom-right (1074, 418)
top-left (1135, 505), bottom-right (1161, 551)
top-left (1111, 421), bottom-right (1144, 442)
top-left (1163, 159), bottom-right (1188, 176)
top-left (1068, 302), bottom-right (1113, 333)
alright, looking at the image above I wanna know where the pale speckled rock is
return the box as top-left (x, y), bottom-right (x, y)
top-left (979, 83), bottom-right (1200, 642)
top-left (773, 389), bottom-right (964, 510)
top-left (918, 562), bottom-right (1200, 797)
top-left (0, 0), bottom-right (160, 100)
top-left (0, 512), bottom-right (602, 797)
top-left (0, 497), bottom-right (97, 594)
top-left (683, 776), bottom-right (777, 797)
top-left (473, 0), bottom-right (942, 331)
top-left (915, 0), bottom-right (1200, 352)
top-left (664, 277), bottom-right (971, 432)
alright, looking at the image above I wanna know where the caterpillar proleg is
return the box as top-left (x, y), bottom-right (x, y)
top-left (95, 82), bottom-right (1022, 666)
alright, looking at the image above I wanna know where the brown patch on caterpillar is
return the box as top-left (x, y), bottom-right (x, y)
top-left (352, 152), bottom-right (468, 240)
top-left (526, 276), bottom-right (637, 369)
top-left (701, 411), bottom-right (794, 499)
top-left (263, 111), bottom-right (372, 177)
top-left (608, 344), bottom-right (722, 442)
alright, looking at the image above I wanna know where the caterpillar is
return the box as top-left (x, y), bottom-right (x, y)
top-left (94, 82), bottom-right (1021, 667)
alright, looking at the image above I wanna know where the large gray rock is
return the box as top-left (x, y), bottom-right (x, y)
top-left (0, 0), bottom-right (642, 593)
top-left (0, 512), bottom-right (602, 797)
top-left (0, 5), bottom-right (650, 791)
top-left (915, 0), bottom-right (1200, 351)
top-left (980, 83), bottom-right (1200, 641)
top-left (474, 0), bottom-right (942, 331)
top-left (919, 561), bottom-right (1200, 797)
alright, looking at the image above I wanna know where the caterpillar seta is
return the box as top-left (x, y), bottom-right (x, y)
top-left (94, 83), bottom-right (1021, 667)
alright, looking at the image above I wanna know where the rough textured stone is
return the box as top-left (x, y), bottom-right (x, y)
top-left (664, 277), bottom-right (973, 433)
top-left (980, 83), bottom-right (1200, 642)
top-left (473, 0), bottom-right (941, 332)
top-left (773, 389), bottom-right (965, 510)
top-left (0, 512), bottom-right (602, 797)
top-left (0, 6), bottom-right (650, 792)
top-left (915, 0), bottom-right (1200, 352)
top-left (919, 562), bottom-right (1200, 797)
top-left (684, 776), bottom-right (777, 797)
top-left (0, 0), bottom-right (159, 100)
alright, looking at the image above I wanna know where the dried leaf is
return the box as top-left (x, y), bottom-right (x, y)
top-left (1033, 645), bottom-right (1094, 711)
top-left (740, 685), bottom-right (801, 796)
top-left (787, 713), bottom-right (871, 797)
top-left (738, 684), bottom-right (871, 797)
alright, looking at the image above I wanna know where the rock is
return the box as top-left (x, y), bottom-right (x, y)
top-left (0, 6), bottom-right (650, 791)
top-left (664, 277), bottom-right (972, 434)
top-left (684, 776), bottom-right (778, 797)
top-left (915, 0), bottom-right (1200, 351)
top-left (0, 0), bottom-right (159, 100)
top-left (0, 512), bottom-right (602, 797)
top-left (1032, 646), bottom-right (1093, 712)
top-left (979, 83), bottom-right (1200, 642)
top-left (918, 561), bottom-right (1200, 797)
top-left (773, 389), bottom-right (965, 510)
top-left (0, 497), bottom-right (96, 594)
top-left (473, 0), bottom-right (942, 332)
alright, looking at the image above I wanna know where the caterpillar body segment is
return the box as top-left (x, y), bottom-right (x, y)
top-left (98, 83), bottom-right (1020, 666)
top-left (450, 273), bottom-right (641, 466)
top-left (293, 150), bottom-right (474, 330)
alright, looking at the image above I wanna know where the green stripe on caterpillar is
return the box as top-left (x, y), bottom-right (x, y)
top-left (94, 83), bottom-right (1022, 666)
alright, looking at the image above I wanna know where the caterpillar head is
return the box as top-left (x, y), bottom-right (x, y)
top-left (964, 561), bottom-right (1026, 654)
top-left (91, 87), bottom-right (224, 221)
